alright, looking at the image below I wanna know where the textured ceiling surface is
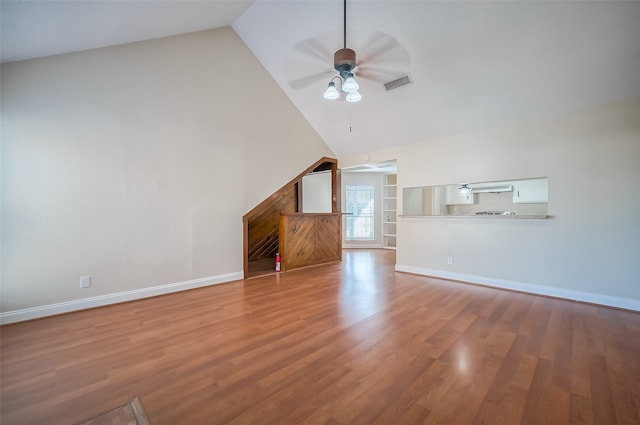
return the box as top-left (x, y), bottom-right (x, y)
top-left (3, 0), bottom-right (640, 158)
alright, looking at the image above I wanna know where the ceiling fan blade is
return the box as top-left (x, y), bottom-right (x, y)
top-left (356, 66), bottom-right (406, 83)
top-left (291, 37), bottom-right (334, 67)
top-left (356, 31), bottom-right (410, 67)
top-left (288, 69), bottom-right (335, 90)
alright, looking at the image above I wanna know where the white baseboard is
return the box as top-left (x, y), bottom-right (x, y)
top-left (343, 244), bottom-right (384, 249)
top-left (395, 264), bottom-right (640, 312)
top-left (0, 271), bottom-right (244, 325)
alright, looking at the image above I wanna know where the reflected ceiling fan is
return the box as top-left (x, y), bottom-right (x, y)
top-left (287, 0), bottom-right (410, 103)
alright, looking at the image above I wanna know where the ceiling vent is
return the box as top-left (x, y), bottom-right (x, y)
top-left (384, 75), bottom-right (412, 92)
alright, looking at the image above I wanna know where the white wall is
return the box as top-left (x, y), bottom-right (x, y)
top-left (340, 98), bottom-right (640, 310)
top-left (1, 28), bottom-right (334, 319)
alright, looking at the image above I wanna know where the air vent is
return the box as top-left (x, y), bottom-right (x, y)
top-left (384, 75), bottom-right (412, 92)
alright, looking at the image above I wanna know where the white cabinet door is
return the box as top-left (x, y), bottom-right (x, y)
top-left (445, 184), bottom-right (475, 205)
top-left (513, 178), bottom-right (548, 203)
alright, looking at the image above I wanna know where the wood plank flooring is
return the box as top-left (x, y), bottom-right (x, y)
top-left (1, 249), bottom-right (639, 425)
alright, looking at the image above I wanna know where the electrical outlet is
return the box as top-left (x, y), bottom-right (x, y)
top-left (80, 275), bottom-right (91, 288)
top-left (447, 256), bottom-right (453, 265)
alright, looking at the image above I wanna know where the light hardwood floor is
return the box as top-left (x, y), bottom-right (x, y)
top-left (1, 249), bottom-right (639, 424)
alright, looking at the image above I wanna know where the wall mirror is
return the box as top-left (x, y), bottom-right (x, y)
top-left (403, 177), bottom-right (548, 217)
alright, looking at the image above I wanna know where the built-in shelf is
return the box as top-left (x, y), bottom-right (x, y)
top-left (383, 174), bottom-right (397, 248)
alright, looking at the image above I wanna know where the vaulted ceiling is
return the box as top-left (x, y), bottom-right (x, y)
top-left (3, 0), bottom-right (639, 158)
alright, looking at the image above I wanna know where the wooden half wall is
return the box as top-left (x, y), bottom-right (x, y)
top-left (279, 213), bottom-right (342, 271)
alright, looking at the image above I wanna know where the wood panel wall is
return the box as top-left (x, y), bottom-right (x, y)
top-left (247, 184), bottom-right (298, 262)
top-left (279, 213), bottom-right (342, 271)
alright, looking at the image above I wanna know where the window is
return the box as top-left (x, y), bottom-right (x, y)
top-left (345, 185), bottom-right (374, 240)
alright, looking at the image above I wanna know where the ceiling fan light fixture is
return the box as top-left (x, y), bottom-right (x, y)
top-left (342, 73), bottom-right (359, 92)
top-left (345, 90), bottom-right (362, 103)
top-left (459, 184), bottom-right (471, 197)
top-left (323, 81), bottom-right (340, 100)
top-left (320, 0), bottom-right (362, 103)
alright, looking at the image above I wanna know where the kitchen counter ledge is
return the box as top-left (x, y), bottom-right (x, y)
top-left (400, 214), bottom-right (550, 220)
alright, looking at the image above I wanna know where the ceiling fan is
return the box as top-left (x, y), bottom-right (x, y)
top-left (287, 0), bottom-right (410, 103)
top-left (324, 0), bottom-right (362, 102)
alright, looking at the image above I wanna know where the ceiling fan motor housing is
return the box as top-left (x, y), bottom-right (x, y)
top-left (334, 48), bottom-right (356, 76)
